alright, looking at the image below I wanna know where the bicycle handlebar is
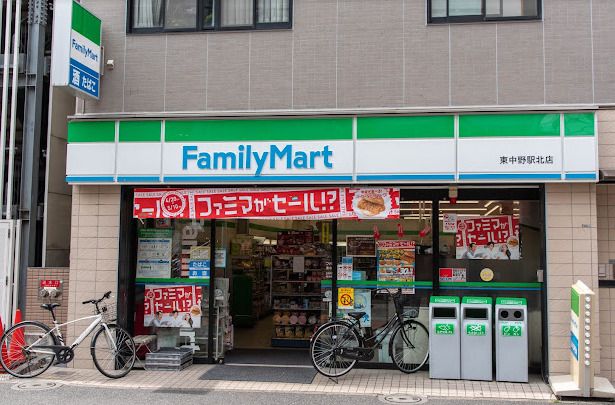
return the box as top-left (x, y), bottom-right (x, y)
top-left (81, 291), bottom-right (112, 305)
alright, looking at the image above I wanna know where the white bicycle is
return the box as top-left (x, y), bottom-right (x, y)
top-left (0, 291), bottom-right (136, 378)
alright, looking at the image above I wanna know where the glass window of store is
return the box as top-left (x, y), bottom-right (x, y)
top-left (131, 218), bottom-right (213, 360)
top-left (121, 186), bottom-right (544, 370)
top-left (335, 199), bottom-right (433, 365)
top-left (437, 190), bottom-right (544, 372)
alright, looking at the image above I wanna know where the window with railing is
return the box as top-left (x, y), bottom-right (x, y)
top-left (130, 0), bottom-right (292, 32)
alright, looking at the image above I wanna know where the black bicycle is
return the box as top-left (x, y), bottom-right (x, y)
top-left (309, 288), bottom-right (429, 378)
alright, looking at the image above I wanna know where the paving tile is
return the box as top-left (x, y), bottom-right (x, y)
top-left (18, 366), bottom-right (557, 401)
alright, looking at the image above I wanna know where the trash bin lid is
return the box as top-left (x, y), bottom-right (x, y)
top-left (495, 297), bottom-right (527, 306)
top-left (430, 296), bottom-right (460, 304)
top-left (462, 296), bottom-right (492, 305)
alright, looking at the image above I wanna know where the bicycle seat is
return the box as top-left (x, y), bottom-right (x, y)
top-left (348, 311), bottom-right (366, 320)
top-left (41, 303), bottom-right (61, 311)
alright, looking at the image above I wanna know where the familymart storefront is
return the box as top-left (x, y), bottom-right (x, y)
top-left (66, 111), bottom-right (597, 380)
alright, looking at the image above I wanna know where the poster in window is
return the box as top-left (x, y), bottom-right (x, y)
top-left (337, 289), bottom-right (372, 327)
top-left (346, 235), bottom-right (376, 257)
top-left (143, 285), bottom-right (202, 328)
top-left (442, 213), bottom-right (458, 233)
top-left (337, 257), bottom-right (353, 280)
top-left (456, 215), bottom-right (520, 260)
top-left (136, 229), bottom-right (173, 278)
top-left (376, 240), bottom-right (416, 291)
top-left (215, 248), bottom-right (227, 268)
top-left (438, 268), bottom-right (467, 282)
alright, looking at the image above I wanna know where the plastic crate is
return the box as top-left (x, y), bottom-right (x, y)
top-left (145, 348), bottom-right (193, 371)
top-left (145, 359), bottom-right (193, 371)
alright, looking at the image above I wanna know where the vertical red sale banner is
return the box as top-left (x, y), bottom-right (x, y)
top-left (143, 285), bottom-right (203, 328)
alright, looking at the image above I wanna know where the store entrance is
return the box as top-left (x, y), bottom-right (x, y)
top-left (218, 220), bottom-right (332, 364)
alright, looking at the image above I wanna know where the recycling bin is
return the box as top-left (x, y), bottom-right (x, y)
top-left (461, 296), bottom-right (493, 381)
top-left (429, 296), bottom-right (461, 380)
top-left (495, 297), bottom-right (528, 382)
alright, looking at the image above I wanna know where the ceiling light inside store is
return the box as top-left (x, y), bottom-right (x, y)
top-left (485, 205), bottom-right (501, 216)
top-left (439, 200), bottom-right (479, 204)
top-left (484, 201), bottom-right (496, 208)
top-left (440, 208), bottom-right (487, 212)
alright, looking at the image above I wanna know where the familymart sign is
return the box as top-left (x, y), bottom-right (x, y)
top-left (65, 113), bottom-right (598, 184)
top-left (51, 0), bottom-right (102, 99)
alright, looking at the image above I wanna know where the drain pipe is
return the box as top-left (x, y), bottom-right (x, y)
top-left (0, 0), bottom-right (14, 219)
top-left (6, 0), bottom-right (22, 220)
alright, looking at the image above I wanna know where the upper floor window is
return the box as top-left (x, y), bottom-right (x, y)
top-left (429, 0), bottom-right (541, 23)
top-left (130, 0), bottom-right (292, 32)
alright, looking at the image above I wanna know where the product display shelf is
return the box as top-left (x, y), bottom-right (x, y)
top-left (231, 254), bottom-right (269, 321)
top-left (270, 254), bottom-right (328, 348)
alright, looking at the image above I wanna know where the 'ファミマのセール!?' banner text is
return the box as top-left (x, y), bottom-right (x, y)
top-left (133, 187), bottom-right (400, 220)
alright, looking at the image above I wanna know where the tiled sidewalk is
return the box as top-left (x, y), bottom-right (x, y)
top-left (0, 365), bottom-right (555, 401)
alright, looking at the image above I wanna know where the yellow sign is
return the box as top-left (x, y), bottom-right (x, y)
top-left (480, 268), bottom-right (494, 282)
top-left (338, 287), bottom-right (354, 309)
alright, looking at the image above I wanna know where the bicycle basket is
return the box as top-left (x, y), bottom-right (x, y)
top-left (98, 301), bottom-right (117, 322)
top-left (394, 293), bottom-right (420, 319)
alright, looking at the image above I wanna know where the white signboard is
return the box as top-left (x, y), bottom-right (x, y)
top-left (65, 114), bottom-right (599, 185)
top-left (51, 0), bottom-right (102, 99)
top-left (162, 141), bottom-right (354, 181)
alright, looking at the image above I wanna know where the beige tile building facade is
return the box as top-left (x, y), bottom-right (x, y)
top-left (55, 0), bottom-right (615, 389)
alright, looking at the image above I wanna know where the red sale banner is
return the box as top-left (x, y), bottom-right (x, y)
top-left (133, 187), bottom-right (399, 220)
top-left (144, 285), bottom-right (203, 328)
top-left (456, 215), bottom-right (520, 260)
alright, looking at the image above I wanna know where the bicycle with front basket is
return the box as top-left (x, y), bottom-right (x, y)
top-left (0, 291), bottom-right (136, 378)
top-left (309, 288), bottom-right (429, 378)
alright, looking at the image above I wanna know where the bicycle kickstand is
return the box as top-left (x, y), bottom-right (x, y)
top-left (328, 376), bottom-right (339, 384)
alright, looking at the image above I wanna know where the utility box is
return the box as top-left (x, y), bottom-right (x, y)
top-left (461, 296), bottom-right (493, 381)
top-left (495, 297), bottom-right (528, 383)
top-left (429, 296), bottom-right (461, 380)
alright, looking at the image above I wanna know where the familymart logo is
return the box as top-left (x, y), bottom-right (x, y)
top-left (182, 144), bottom-right (334, 176)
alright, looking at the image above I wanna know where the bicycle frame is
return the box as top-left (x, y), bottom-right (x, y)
top-left (342, 309), bottom-right (403, 349)
top-left (27, 313), bottom-right (117, 355)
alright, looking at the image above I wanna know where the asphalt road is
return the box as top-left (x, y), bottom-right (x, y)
top-left (0, 381), bottom-right (607, 405)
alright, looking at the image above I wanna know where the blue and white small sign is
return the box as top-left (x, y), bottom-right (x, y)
top-left (69, 31), bottom-right (100, 98)
top-left (570, 332), bottom-right (579, 360)
top-left (189, 260), bottom-right (210, 279)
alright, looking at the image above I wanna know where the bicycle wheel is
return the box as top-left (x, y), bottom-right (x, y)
top-left (310, 321), bottom-right (361, 378)
top-left (90, 324), bottom-right (136, 378)
top-left (0, 321), bottom-right (57, 378)
top-left (389, 319), bottom-right (429, 373)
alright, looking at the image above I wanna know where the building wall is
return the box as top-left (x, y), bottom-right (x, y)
top-left (78, 0), bottom-right (613, 115)
top-left (597, 183), bottom-right (615, 383)
top-left (44, 89), bottom-right (75, 267)
top-left (598, 110), bottom-right (615, 172)
top-left (67, 185), bottom-right (121, 368)
top-left (545, 184), bottom-right (600, 376)
top-left (25, 267), bottom-right (70, 338)
top-left (599, 287), bottom-right (615, 382)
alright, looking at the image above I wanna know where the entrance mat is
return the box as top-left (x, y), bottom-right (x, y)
top-left (223, 348), bottom-right (311, 366)
top-left (200, 365), bottom-right (316, 384)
